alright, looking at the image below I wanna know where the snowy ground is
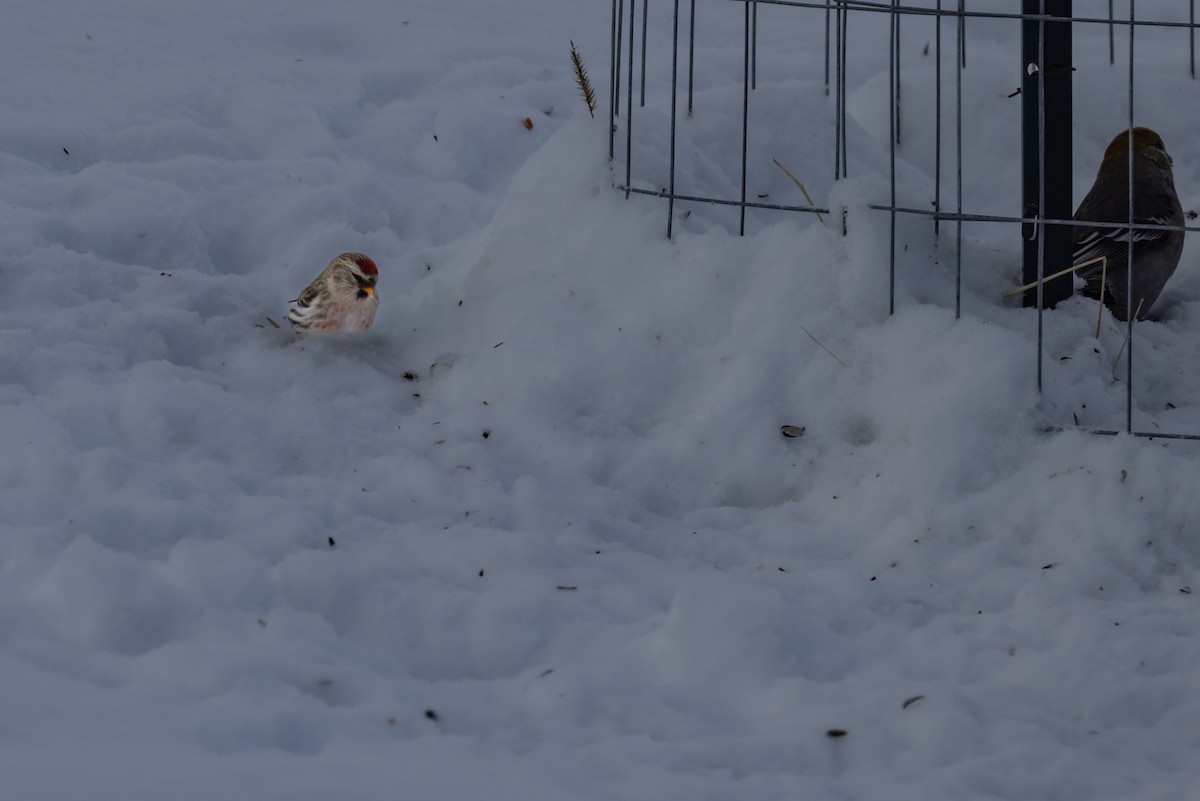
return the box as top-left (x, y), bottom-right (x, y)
top-left (3, 1), bottom-right (1200, 798)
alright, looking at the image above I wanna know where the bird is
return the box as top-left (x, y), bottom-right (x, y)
top-left (1072, 127), bottom-right (1185, 322)
top-left (287, 252), bottom-right (380, 334)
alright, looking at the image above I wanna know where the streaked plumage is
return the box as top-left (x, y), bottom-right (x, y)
top-left (287, 252), bottom-right (380, 334)
top-left (1072, 127), bottom-right (1184, 321)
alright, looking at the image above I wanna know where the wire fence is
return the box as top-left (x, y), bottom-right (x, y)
top-left (607, 0), bottom-right (1200, 441)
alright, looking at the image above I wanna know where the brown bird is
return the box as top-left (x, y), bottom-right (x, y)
top-left (287, 252), bottom-right (380, 334)
top-left (1072, 128), bottom-right (1184, 321)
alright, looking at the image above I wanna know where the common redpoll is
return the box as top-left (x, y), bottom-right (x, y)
top-left (287, 252), bottom-right (380, 334)
top-left (1072, 127), bottom-right (1185, 321)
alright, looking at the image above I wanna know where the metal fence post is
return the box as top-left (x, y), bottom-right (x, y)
top-left (1021, 1), bottom-right (1073, 312)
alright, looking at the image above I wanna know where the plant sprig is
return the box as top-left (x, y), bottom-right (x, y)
top-left (570, 40), bottom-right (597, 118)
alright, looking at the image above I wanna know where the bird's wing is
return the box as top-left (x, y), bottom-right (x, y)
top-left (1072, 213), bottom-right (1176, 280)
top-left (1072, 212), bottom-right (1182, 320)
top-left (293, 282), bottom-right (322, 308)
top-left (286, 280), bottom-right (327, 330)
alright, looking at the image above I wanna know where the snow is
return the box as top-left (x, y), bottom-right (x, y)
top-left (3, 0), bottom-right (1200, 798)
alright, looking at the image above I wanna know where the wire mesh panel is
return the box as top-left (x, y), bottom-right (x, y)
top-left (608, 0), bottom-right (1200, 440)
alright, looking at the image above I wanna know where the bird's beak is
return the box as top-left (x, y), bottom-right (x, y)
top-left (363, 286), bottom-right (376, 296)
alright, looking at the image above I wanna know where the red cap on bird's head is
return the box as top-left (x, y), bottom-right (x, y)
top-left (355, 256), bottom-right (379, 276)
